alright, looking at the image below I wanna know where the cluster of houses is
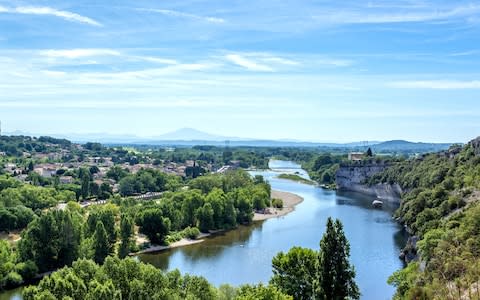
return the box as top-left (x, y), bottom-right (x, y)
top-left (2, 145), bottom-right (245, 194)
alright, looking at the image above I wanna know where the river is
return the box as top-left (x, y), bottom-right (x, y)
top-left (0, 160), bottom-right (407, 300)
top-left (139, 160), bottom-right (407, 300)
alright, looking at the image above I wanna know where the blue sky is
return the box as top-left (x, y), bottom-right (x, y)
top-left (0, 0), bottom-right (479, 142)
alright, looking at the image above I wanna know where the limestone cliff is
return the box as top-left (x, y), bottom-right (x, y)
top-left (335, 162), bottom-right (403, 203)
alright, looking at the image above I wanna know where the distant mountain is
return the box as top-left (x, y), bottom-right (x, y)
top-left (371, 140), bottom-right (453, 153)
top-left (151, 128), bottom-right (241, 141)
top-left (3, 129), bottom-right (455, 153)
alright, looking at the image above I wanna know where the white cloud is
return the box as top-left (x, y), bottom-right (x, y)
top-left (313, 4), bottom-right (480, 25)
top-left (138, 8), bottom-right (225, 24)
top-left (258, 56), bottom-right (298, 66)
top-left (137, 56), bottom-right (178, 65)
top-left (388, 80), bottom-right (480, 89)
top-left (225, 54), bottom-right (273, 72)
top-left (0, 6), bottom-right (101, 26)
top-left (40, 49), bottom-right (120, 59)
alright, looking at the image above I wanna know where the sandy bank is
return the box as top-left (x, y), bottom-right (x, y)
top-left (253, 190), bottom-right (304, 221)
top-left (134, 237), bottom-right (207, 255)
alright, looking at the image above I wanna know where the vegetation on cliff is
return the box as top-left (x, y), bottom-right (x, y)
top-left (370, 138), bottom-right (480, 299)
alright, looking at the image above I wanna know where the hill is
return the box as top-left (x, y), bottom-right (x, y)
top-left (372, 140), bottom-right (453, 153)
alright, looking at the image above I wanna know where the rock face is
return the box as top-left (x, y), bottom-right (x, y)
top-left (469, 136), bottom-right (480, 156)
top-left (335, 162), bottom-right (403, 203)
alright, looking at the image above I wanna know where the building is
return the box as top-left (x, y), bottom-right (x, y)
top-left (59, 176), bottom-right (74, 184)
top-left (34, 165), bottom-right (58, 178)
top-left (348, 152), bottom-right (364, 161)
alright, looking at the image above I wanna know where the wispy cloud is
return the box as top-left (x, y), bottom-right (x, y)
top-left (0, 5), bottom-right (101, 26)
top-left (40, 49), bottom-right (120, 59)
top-left (136, 56), bottom-right (178, 65)
top-left (225, 54), bottom-right (274, 72)
top-left (138, 8), bottom-right (225, 24)
top-left (388, 80), bottom-right (480, 89)
top-left (313, 4), bottom-right (480, 25)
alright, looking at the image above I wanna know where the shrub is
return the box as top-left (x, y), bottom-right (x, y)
top-left (272, 198), bottom-right (283, 209)
top-left (4, 272), bottom-right (23, 288)
top-left (183, 227), bottom-right (201, 239)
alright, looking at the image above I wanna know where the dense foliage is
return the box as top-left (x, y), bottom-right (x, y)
top-left (369, 139), bottom-right (480, 299)
top-left (270, 218), bottom-right (359, 300)
top-left (21, 218), bottom-right (358, 300)
top-left (22, 256), bottom-right (292, 300)
top-left (135, 170), bottom-right (270, 244)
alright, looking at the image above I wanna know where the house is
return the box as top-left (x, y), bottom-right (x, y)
top-left (34, 165), bottom-right (58, 178)
top-left (348, 152), bottom-right (364, 161)
top-left (59, 176), bottom-right (74, 184)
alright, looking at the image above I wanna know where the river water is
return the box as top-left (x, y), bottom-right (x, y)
top-left (0, 160), bottom-right (407, 300)
top-left (139, 160), bottom-right (407, 300)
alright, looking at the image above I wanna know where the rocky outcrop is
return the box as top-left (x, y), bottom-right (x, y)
top-left (469, 136), bottom-right (480, 156)
top-left (399, 235), bottom-right (419, 263)
top-left (335, 162), bottom-right (403, 203)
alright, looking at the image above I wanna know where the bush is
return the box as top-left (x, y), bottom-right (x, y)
top-left (15, 260), bottom-right (38, 280)
top-left (4, 271), bottom-right (23, 288)
top-left (165, 232), bottom-right (183, 245)
top-left (183, 227), bottom-right (201, 239)
top-left (272, 198), bottom-right (283, 209)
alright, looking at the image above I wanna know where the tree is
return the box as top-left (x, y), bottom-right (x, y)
top-left (366, 148), bottom-right (373, 157)
top-left (118, 214), bottom-right (134, 258)
top-left (270, 247), bottom-right (318, 299)
top-left (93, 221), bottom-right (110, 264)
top-left (87, 205), bottom-right (118, 248)
top-left (196, 203), bottom-right (214, 232)
top-left (137, 208), bottom-right (171, 245)
top-left (235, 284), bottom-right (293, 300)
top-left (118, 176), bottom-right (136, 196)
top-left (27, 161), bottom-right (34, 172)
top-left (80, 170), bottom-right (91, 200)
top-left (317, 218), bottom-right (359, 300)
top-left (0, 208), bottom-right (17, 232)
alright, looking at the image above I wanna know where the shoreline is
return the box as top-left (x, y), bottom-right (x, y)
top-left (253, 190), bottom-right (304, 221)
top-left (135, 189), bottom-right (304, 255)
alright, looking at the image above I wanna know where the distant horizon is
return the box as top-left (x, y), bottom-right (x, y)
top-left (1, 127), bottom-right (467, 144)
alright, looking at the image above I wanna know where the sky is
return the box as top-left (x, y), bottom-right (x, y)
top-left (0, 0), bottom-right (479, 143)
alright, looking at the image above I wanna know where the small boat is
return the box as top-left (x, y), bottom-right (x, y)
top-left (372, 199), bottom-right (383, 208)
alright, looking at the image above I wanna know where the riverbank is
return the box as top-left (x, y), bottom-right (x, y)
top-left (135, 190), bottom-right (304, 254)
top-left (134, 234), bottom-right (210, 255)
top-left (253, 190), bottom-right (304, 221)
top-left (276, 173), bottom-right (316, 185)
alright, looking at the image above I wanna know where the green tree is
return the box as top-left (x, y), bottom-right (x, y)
top-left (270, 247), bottom-right (318, 299)
top-left (86, 205), bottom-right (118, 248)
top-left (137, 208), bottom-right (171, 245)
top-left (80, 169), bottom-right (91, 200)
top-left (197, 203), bottom-right (214, 232)
top-left (235, 284), bottom-right (293, 300)
top-left (366, 148), bottom-right (373, 157)
top-left (317, 218), bottom-right (359, 300)
top-left (93, 221), bottom-right (110, 264)
top-left (118, 214), bottom-right (134, 258)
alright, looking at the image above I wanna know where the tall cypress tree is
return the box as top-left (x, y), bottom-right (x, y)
top-left (118, 214), bottom-right (134, 258)
top-left (317, 217), bottom-right (359, 300)
top-left (93, 221), bottom-right (110, 264)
